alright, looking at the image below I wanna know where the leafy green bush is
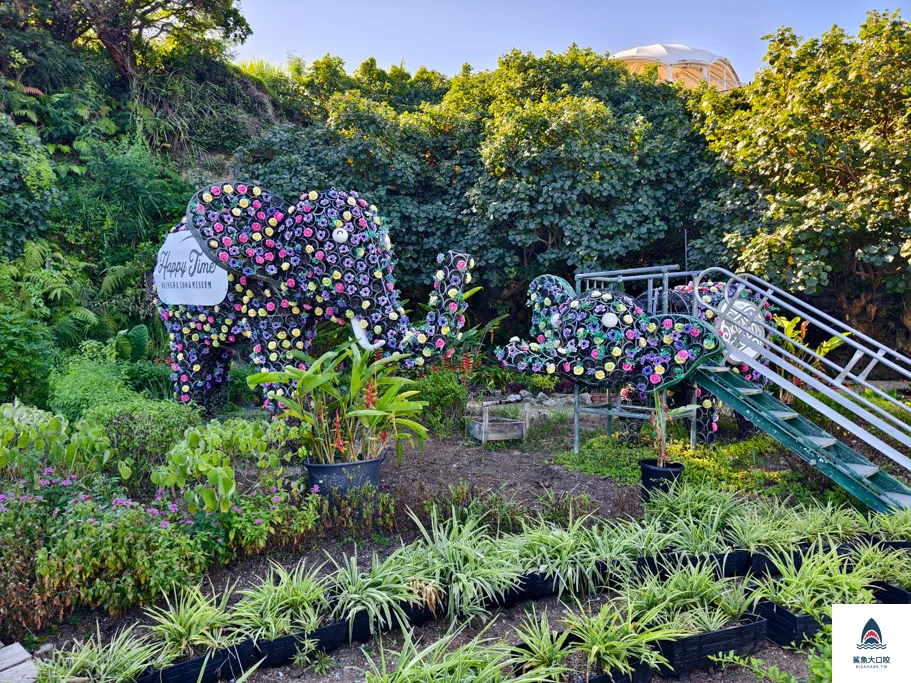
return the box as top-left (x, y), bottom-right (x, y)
top-left (83, 397), bottom-right (201, 481)
top-left (0, 401), bottom-right (113, 478)
top-left (121, 359), bottom-right (173, 400)
top-left (228, 361), bottom-right (262, 406)
top-left (0, 304), bottom-right (56, 406)
top-left (48, 358), bottom-right (133, 420)
top-left (152, 418), bottom-right (303, 513)
top-left (413, 369), bottom-right (467, 437)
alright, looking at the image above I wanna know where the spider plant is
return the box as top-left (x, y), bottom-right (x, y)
top-left (407, 508), bottom-right (523, 623)
top-left (864, 508), bottom-right (911, 541)
top-left (616, 518), bottom-right (676, 559)
top-left (660, 605), bottom-right (737, 634)
top-left (622, 560), bottom-right (725, 616)
top-left (564, 602), bottom-right (683, 678)
top-left (786, 501), bottom-right (866, 545)
top-left (644, 480), bottom-right (740, 528)
top-left (724, 500), bottom-right (799, 554)
top-left (36, 624), bottom-right (174, 683)
top-left (144, 583), bottom-right (238, 659)
top-left (508, 607), bottom-right (573, 681)
top-left (754, 544), bottom-right (875, 617)
top-left (668, 509), bottom-right (735, 556)
top-left (848, 543), bottom-right (911, 589)
top-left (508, 516), bottom-right (602, 595)
top-left (581, 520), bottom-right (638, 583)
top-left (364, 627), bottom-right (563, 683)
top-left (230, 560), bottom-right (328, 643)
top-left (329, 550), bottom-right (412, 637)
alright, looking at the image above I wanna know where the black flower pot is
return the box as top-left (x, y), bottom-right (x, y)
top-left (755, 600), bottom-right (830, 647)
top-left (144, 647), bottom-right (239, 683)
top-left (654, 614), bottom-right (767, 677)
top-left (305, 451), bottom-right (385, 496)
top-left (639, 459), bottom-right (683, 502)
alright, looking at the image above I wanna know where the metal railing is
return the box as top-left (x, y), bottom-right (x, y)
top-left (693, 268), bottom-right (911, 473)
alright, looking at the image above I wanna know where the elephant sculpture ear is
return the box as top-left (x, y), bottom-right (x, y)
top-left (527, 275), bottom-right (577, 339)
top-left (185, 182), bottom-right (299, 288)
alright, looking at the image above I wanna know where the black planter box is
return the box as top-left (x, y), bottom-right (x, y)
top-left (492, 570), bottom-right (558, 607)
top-left (676, 550), bottom-right (752, 578)
top-left (748, 549), bottom-right (804, 577)
top-left (253, 620), bottom-right (347, 669)
top-left (401, 599), bottom-right (436, 627)
top-left (139, 641), bottom-right (253, 683)
top-left (878, 539), bottom-right (911, 551)
top-left (587, 660), bottom-right (652, 683)
top-left (872, 581), bottom-right (911, 604)
top-left (755, 601), bottom-right (830, 647)
top-left (654, 614), bottom-right (766, 678)
top-left (635, 552), bottom-right (678, 578)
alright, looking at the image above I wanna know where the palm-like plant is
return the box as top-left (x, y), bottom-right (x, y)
top-left (508, 516), bottom-right (603, 596)
top-left (508, 608), bottom-right (573, 681)
top-left (248, 341), bottom-right (428, 465)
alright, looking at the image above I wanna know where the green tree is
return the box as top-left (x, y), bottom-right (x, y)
top-left (701, 10), bottom-right (911, 346)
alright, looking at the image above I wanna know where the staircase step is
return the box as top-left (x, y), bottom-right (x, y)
top-left (886, 493), bottom-right (911, 510)
top-left (806, 436), bottom-right (837, 448)
top-left (770, 410), bottom-right (798, 420)
top-left (702, 366), bottom-right (730, 372)
top-left (845, 464), bottom-right (879, 479)
top-left (738, 388), bottom-right (763, 396)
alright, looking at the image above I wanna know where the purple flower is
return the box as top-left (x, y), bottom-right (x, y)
top-left (254, 519), bottom-right (263, 525)
top-left (311, 485), bottom-right (320, 494)
top-left (160, 520), bottom-right (169, 528)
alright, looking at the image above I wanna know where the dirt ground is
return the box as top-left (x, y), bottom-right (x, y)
top-left (38, 413), bottom-right (812, 681)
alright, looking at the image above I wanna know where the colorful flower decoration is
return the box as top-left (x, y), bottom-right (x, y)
top-left (155, 183), bottom-right (474, 411)
top-left (495, 275), bottom-right (722, 393)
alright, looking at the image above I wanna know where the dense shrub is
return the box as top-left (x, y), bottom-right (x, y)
top-left (0, 304), bottom-right (56, 406)
top-left (228, 361), bottom-right (262, 406)
top-left (48, 358), bottom-right (133, 420)
top-left (0, 116), bottom-right (61, 259)
top-left (121, 359), bottom-right (173, 399)
top-left (413, 369), bottom-right (468, 437)
top-left (83, 397), bottom-right (201, 483)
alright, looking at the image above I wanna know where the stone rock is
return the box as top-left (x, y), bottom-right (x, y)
top-left (34, 643), bottom-right (55, 660)
top-left (536, 392), bottom-right (548, 402)
top-left (506, 393), bottom-right (522, 402)
top-left (519, 389), bottom-right (532, 399)
top-left (580, 392), bottom-right (592, 404)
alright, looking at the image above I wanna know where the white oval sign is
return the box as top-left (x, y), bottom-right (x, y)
top-left (717, 298), bottom-right (766, 363)
top-left (154, 232), bottom-right (229, 306)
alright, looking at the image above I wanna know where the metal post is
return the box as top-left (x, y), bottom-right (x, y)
top-left (689, 384), bottom-right (698, 450)
top-left (573, 383), bottom-right (580, 454)
top-left (606, 388), bottom-right (613, 438)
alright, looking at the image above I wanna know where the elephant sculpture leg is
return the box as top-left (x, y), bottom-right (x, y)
top-left (692, 386), bottom-right (719, 445)
top-left (161, 303), bottom-right (238, 413)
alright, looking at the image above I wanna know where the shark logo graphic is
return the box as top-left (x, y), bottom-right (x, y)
top-left (857, 617), bottom-right (887, 650)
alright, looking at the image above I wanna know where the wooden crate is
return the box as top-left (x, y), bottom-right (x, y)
top-left (467, 401), bottom-right (529, 443)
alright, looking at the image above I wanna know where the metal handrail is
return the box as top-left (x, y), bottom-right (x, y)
top-left (693, 268), bottom-right (911, 472)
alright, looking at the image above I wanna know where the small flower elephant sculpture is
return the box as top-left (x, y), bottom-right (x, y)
top-left (495, 275), bottom-right (722, 391)
top-left (155, 183), bottom-right (475, 411)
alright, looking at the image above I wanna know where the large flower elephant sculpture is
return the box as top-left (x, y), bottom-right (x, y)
top-left (155, 183), bottom-right (474, 411)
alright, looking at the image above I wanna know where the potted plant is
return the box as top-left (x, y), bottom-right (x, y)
top-left (248, 342), bottom-right (428, 495)
top-left (639, 392), bottom-right (694, 500)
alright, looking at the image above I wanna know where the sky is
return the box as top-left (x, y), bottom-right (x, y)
top-left (233, 0), bottom-right (891, 83)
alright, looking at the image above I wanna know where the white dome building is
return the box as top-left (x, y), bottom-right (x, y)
top-left (613, 44), bottom-right (742, 91)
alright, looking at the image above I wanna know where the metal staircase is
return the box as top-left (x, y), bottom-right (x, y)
top-left (695, 365), bottom-right (911, 512)
top-left (692, 268), bottom-right (911, 512)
